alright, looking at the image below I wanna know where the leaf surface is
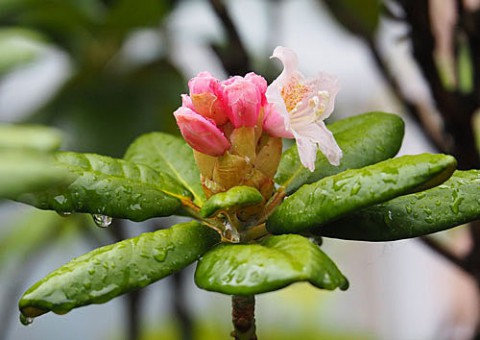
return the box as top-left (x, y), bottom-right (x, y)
top-left (200, 186), bottom-right (263, 218)
top-left (19, 221), bottom-right (220, 318)
top-left (195, 234), bottom-right (348, 295)
top-left (319, 170), bottom-right (480, 241)
top-left (0, 150), bottom-right (69, 197)
top-left (268, 154), bottom-right (456, 234)
top-left (17, 152), bottom-right (191, 221)
top-left (124, 132), bottom-right (205, 205)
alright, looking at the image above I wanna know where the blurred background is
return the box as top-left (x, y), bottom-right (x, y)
top-left (1, 0), bottom-right (480, 339)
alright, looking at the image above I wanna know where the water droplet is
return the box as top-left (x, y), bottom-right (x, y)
top-left (92, 214), bottom-right (112, 228)
top-left (383, 210), bottom-right (394, 226)
top-left (451, 197), bottom-right (464, 215)
top-left (54, 195), bottom-right (68, 205)
top-left (57, 211), bottom-right (72, 217)
top-left (222, 221), bottom-right (240, 243)
top-left (425, 216), bottom-right (434, 224)
top-left (19, 314), bottom-right (34, 326)
top-left (129, 203), bottom-right (141, 211)
top-left (308, 236), bottom-right (323, 246)
top-left (350, 182), bottom-right (361, 195)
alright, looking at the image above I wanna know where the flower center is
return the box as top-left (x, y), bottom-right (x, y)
top-left (280, 81), bottom-right (309, 112)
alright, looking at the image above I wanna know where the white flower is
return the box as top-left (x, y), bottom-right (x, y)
top-left (265, 46), bottom-right (343, 171)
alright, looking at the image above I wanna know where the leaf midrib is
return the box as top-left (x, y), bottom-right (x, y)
top-left (63, 159), bottom-right (186, 201)
top-left (151, 140), bottom-right (204, 205)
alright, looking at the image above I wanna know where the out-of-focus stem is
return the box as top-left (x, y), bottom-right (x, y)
top-left (231, 295), bottom-right (257, 340)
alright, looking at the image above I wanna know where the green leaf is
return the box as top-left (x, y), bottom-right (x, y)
top-left (200, 186), bottom-right (263, 218)
top-left (267, 154), bottom-right (457, 235)
top-left (0, 150), bottom-right (69, 197)
top-left (323, 0), bottom-right (380, 39)
top-left (124, 132), bottom-right (206, 205)
top-left (195, 234), bottom-right (348, 295)
top-left (19, 221), bottom-right (220, 318)
top-left (276, 112), bottom-right (405, 194)
top-left (0, 124), bottom-right (62, 151)
top-left (319, 170), bottom-right (480, 241)
top-left (17, 151), bottom-right (192, 221)
top-left (0, 28), bottom-right (45, 74)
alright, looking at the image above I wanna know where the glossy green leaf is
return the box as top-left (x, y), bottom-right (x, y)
top-left (124, 132), bottom-right (206, 206)
top-left (0, 150), bottom-right (69, 197)
top-left (17, 151), bottom-right (192, 221)
top-left (195, 234), bottom-right (348, 295)
top-left (323, 0), bottom-right (380, 39)
top-left (200, 186), bottom-right (263, 218)
top-left (268, 154), bottom-right (456, 235)
top-left (19, 221), bottom-right (220, 318)
top-left (319, 170), bottom-right (480, 241)
top-left (276, 112), bottom-right (405, 194)
top-left (0, 124), bottom-right (62, 151)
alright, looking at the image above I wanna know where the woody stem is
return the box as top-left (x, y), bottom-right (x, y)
top-left (231, 295), bottom-right (257, 340)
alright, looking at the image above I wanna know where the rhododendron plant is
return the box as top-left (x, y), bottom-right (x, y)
top-left (7, 45), bottom-right (478, 340)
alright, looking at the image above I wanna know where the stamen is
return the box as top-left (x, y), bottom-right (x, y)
top-left (281, 81), bottom-right (309, 112)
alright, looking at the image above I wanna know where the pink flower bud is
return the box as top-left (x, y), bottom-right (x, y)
top-left (188, 72), bottom-right (229, 125)
top-left (174, 106), bottom-right (231, 157)
top-left (222, 76), bottom-right (262, 128)
top-left (181, 94), bottom-right (194, 110)
top-left (245, 72), bottom-right (268, 105)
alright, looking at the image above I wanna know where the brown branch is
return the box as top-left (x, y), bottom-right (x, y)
top-left (231, 295), bottom-right (257, 340)
top-left (397, 0), bottom-right (480, 169)
top-left (365, 38), bottom-right (447, 152)
top-left (419, 236), bottom-right (470, 274)
top-left (208, 0), bottom-right (252, 76)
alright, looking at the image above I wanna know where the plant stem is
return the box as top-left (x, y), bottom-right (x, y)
top-left (231, 295), bottom-right (257, 340)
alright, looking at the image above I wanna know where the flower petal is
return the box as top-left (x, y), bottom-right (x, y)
top-left (174, 107), bottom-right (230, 157)
top-left (304, 73), bottom-right (340, 121)
top-left (188, 72), bottom-right (229, 125)
top-left (222, 77), bottom-right (261, 128)
top-left (294, 121), bottom-right (343, 168)
top-left (263, 103), bottom-right (293, 138)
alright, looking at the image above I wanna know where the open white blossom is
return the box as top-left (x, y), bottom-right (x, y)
top-left (265, 46), bottom-right (343, 171)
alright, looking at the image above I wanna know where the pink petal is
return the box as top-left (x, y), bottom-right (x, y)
top-left (181, 94), bottom-right (194, 110)
top-left (222, 77), bottom-right (261, 128)
top-left (245, 72), bottom-right (268, 105)
top-left (262, 103), bottom-right (293, 138)
top-left (188, 71), bottom-right (218, 94)
top-left (174, 107), bottom-right (230, 156)
top-left (188, 72), bottom-right (229, 125)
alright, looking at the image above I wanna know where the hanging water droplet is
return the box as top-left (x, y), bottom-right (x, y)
top-left (222, 221), bottom-right (240, 243)
top-left (19, 313), bottom-right (34, 326)
top-left (92, 214), bottom-right (113, 228)
top-left (57, 211), bottom-right (72, 217)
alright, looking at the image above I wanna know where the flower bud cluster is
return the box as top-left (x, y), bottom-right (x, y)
top-left (174, 71), bottom-right (283, 202)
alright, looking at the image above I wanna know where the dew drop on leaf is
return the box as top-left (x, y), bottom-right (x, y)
top-left (92, 214), bottom-right (113, 228)
top-left (57, 211), bottom-right (72, 217)
top-left (19, 314), bottom-right (34, 326)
